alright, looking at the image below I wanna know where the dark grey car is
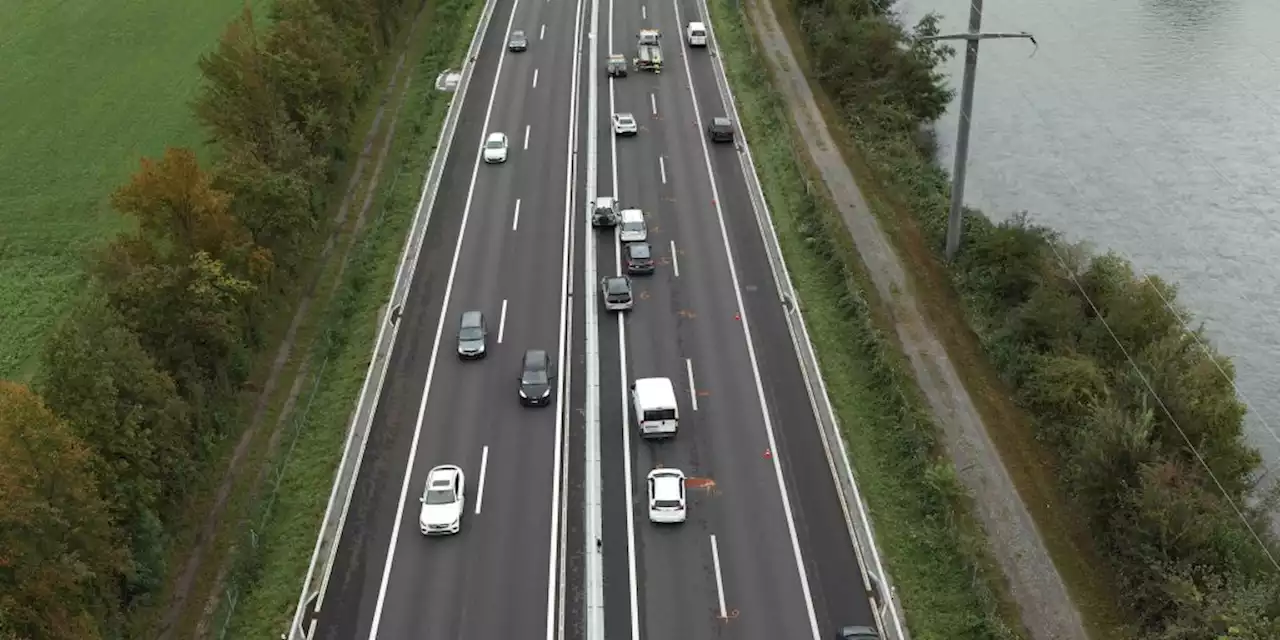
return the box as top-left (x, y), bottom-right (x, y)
top-left (508, 29), bottom-right (528, 52)
top-left (708, 116), bottom-right (734, 143)
top-left (457, 310), bottom-right (487, 359)
top-left (518, 349), bottom-right (553, 406)
top-left (834, 625), bottom-right (879, 640)
top-left (625, 242), bottom-right (655, 274)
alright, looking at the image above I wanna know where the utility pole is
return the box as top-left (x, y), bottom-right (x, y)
top-left (918, 0), bottom-right (1035, 262)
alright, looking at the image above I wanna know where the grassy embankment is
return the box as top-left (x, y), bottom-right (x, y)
top-left (0, 0), bottom-right (269, 381)
top-left (218, 0), bottom-right (486, 635)
top-left (707, 0), bottom-right (1024, 637)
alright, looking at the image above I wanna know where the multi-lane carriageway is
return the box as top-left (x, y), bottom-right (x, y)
top-left (304, 0), bottom-right (883, 637)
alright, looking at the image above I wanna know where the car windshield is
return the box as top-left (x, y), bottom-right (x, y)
top-left (522, 370), bottom-right (548, 385)
top-left (459, 327), bottom-right (483, 341)
top-left (424, 488), bottom-right (454, 505)
top-left (486, 139), bottom-right (503, 148)
top-left (630, 246), bottom-right (650, 259)
top-left (654, 499), bottom-right (682, 509)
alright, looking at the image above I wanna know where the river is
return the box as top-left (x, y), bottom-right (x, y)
top-left (897, 0), bottom-right (1280, 475)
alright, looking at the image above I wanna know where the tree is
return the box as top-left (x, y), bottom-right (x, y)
top-left (195, 8), bottom-right (281, 151)
top-left (39, 305), bottom-right (194, 598)
top-left (267, 0), bottom-right (363, 156)
top-left (0, 382), bottom-right (123, 640)
top-left (216, 121), bottom-right (325, 273)
top-left (97, 245), bottom-right (256, 406)
top-left (111, 147), bottom-right (248, 260)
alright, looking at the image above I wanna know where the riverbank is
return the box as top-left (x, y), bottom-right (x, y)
top-left (749, 0), bottom-right (1280, 639)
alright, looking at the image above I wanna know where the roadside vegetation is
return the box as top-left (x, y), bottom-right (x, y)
top-left (706, 0), bottom-right (1021, 637)
top-left (772, 0), bottom-right (1280, 637)
top-left (222, 0), bottom-right (485, 633)
top-left (0, 1), bottom-right (435, 638)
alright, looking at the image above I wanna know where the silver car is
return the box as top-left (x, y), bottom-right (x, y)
top-left (457, 310), bottom-right (487, 359)
top-left (601, 276), bottom-right (634, 311)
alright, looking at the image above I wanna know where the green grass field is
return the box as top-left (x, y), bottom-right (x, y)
top-left (0, 0), bottom-right (269, 380)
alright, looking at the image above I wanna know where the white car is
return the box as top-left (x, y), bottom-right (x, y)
top-left (612, 112), bottom-right (638, 136)
top-left (482, 132), bottom-right (508, 163)
top-left (647, 468), bottom-right (687, 524)
top-left (419, 465), bottom-right (466, 535)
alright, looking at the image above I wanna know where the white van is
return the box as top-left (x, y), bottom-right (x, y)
top-left (686, 22), bottom-right (707, 47)
top-left (618, 208), bottom-right (647, 243)
top-left (631, 377), bottom-right (679, 438)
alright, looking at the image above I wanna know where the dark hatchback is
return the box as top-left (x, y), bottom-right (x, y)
top-left (707, 116), bottom-right (735, 143)
top-left (518, 349), bottom-right (554, 406)
top-left (625, 241), bottom-right (655, 274)
top-left (834, 625), bottom-right (879, 640)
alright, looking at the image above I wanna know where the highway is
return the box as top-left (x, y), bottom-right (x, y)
top-left (593, 0), bottom-right (878, 638)
top-left (310, 0), bottom-right (585, 636)
top-left (304, 0), bottom-right (879, 635)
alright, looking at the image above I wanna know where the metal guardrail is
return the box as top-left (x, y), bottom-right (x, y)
top-left (283, 0), bottom-right (501, 636)
top-left (693, 1), bottom-right (910, 637)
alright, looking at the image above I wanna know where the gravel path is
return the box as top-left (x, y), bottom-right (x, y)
top-left (738, 2), bottom-right (1090, 638)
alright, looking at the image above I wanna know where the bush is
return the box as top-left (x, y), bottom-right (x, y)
top-left (791, 0), bottom-right (1280, 635)
top-left (0, 0), bottom-right (422, 633)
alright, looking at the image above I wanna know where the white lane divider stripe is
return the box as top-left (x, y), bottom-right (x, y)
top-left (710, 534), bottom-right (727, 618)
top-left (533, 68), bottom-right (540, 88)
top-left (659, 156), bottom-right (667, 184)
top-left (670, 240), bottom-right (680, 277)
top-left (650, 92), bottom-right (657, 116)
top-left (525, 124), bottom-right (532, 150)
top-left (686, 358), bottom-right (698, 411)
top-left (498, 299), bottom-right (508, 343)
top-left (475, 445), bottom-right (490, 514)
top-left (513, 198), bottom-right (522, 231)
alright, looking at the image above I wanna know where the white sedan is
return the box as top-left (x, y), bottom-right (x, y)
top-left (482, 132), bottom-right (508, 163)
top-left (647, 468), bottom-right (687, 524)
top-left (612, 112), bottom-right (638, 136)
top-left (419, 465), bottom-right (466, 535)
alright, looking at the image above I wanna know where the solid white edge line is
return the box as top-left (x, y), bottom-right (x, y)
top-left (685, 358), bottom-right (698, 411)
top-left (299, 0), bottom-right (498, 630)
top-left (672, 0), bottom-right (820, 637)
top-left (533, 68), bottom-right (540, 89)
top-left (605, 0), bottom-right (641, 638)
top-left (548, 0), bottom-right (586, 635)
top-left (525, 123), bottom-right (532, 149)
top-left (670, 240), bottom-right (679, 277)
top-left (658, 155), bottom-right (667, 184)
top-left (498, 298), bottom-right (508, 343)
top-left (698, 1), bottom-right (905, 635)
top-left (513, 198), bottom-right (522, 230)
top-left (475, 445), bottom-right (490, 514)
top-left (710, 534), bottom-right (728, 618)
top-left (366, 2), bottom-right (523, 637)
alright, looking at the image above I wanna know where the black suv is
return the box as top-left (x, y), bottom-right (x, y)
top-left (625, 242), bottom-right (655, 274)
top-left (707, 116), bottom-right (734, 143)
top-left (518, 349), bottom-right (554, 406)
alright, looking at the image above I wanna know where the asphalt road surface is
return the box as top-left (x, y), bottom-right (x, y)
top-left (310, 0), bottom-right (586, 637)
top-left (309, 0), bottom-right (877, 635)
top-left (593, 0), bottom-right (877, 638)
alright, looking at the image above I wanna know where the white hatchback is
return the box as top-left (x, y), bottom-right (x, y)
top-left (420, 465), bottom-right (466, 535)
top-left (483, 132), bottom-right (508, 163)
top-left (647, 468), bottom-right (687, 524)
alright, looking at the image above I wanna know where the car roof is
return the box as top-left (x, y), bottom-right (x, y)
top-left (649, 470), bottom-right (684, 497)
top-left (604, 276), bottom-right (631, 292)
top-left (627, 242), bottom-right (651, 256)
top-left (713, 116), bottom-right (732, 126)
top-left (427, 465), bottom-right (461, 482)
top-left (837, 626), bottom-right (879, 639)
top-left (460, 310), bottom-right (483, 326)
top-left (523, 349), bottom-right (548, 366)
top-left (512, 29), bottom-right (525, 34)
top-left (615, 112), bottom-right (634, 119)
top-left (487, 132), bottom-right (505, 141)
